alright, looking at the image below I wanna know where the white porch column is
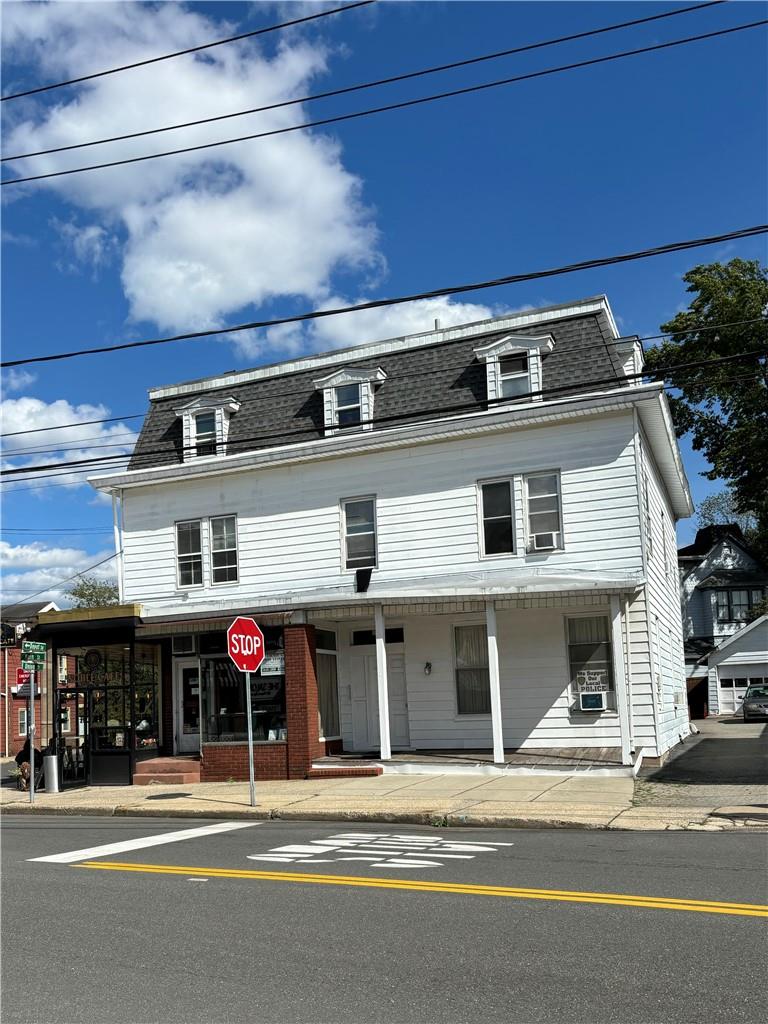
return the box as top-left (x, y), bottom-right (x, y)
top-left (485, 601), bottom-right (505, 764)
top-left (374, 604), bottom-right (391, 760)
top-left (610, 596), bottom-right (633, 766)
top-left (112, 491), bottom-right (125, 604)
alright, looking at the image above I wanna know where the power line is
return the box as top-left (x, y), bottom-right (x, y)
top-left (1, 431), bottom-right (138, 458)
top-left (0, 552), bottom-right (119, 612)
top-left (5, 20), bottom-right (765, 188)
top-left (2, 2), bottom-right (724, 163)
top-left (3, 224), bottom-right (766, 368)
top-left (2, 349), bottom-right (764, 480)
top-left (0, 2), bottom-right (375, 102)
top-left (1, 316), bottom-right (762, 445)
top-left (3, 317), bottom-right (766, 461)
top-left (1, 528), bottom-right (112, 534)
top-left (0, 414), bottom-right (144, 437)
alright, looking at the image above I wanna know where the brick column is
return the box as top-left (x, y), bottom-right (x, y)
top-left (284, 624), bottom-right (322, 779)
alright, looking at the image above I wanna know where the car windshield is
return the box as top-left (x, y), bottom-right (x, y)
top-left (745, 685), bottom-right (768, 699)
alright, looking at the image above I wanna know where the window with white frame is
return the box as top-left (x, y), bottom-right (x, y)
top-left (715, 589), bottom-right (763, 623)
top-left (525, 471), bottom-right (562, 551)
top-left (316, 629), bottom-right (340, 739)
top-left (335, 383), bottom-right (363, 428)
top-left (454, 624), bottom-right (491, 714)
top-left (567, 616), bottom-right (614, 703)
top-left (343, 497), bottom-right (377, 569)
top-left (177, 520), bottom-right (203, 587)
top-left (210, 515), bottom-right (238, 584)
top-left (194, 412), bottom-right (217, 457)
top-left (314, 367), bottom-right (386, 433)
top-left (480, 480), bottom-right (515, 555)
top-left (498, 354), bottom-right (529, 399)
top-left (18, 708), bottom-right (28, 736)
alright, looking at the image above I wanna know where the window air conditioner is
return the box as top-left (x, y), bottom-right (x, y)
top-left (532, 532), bottom-right (557, 551)
top-left (579, 691), bottom-right (608, 713)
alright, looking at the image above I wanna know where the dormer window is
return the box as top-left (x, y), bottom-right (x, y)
top-left (174, 396), bottom-right (240, 462)
top-left (336, 383), bottom-right (363, 428)
top-left (195, 412), bottom-right (217, 457)
top-left (474, 333), bottom-right (555, 405)
top-left (498, 354), bottom-right (529, 398)
top-left (314, 366), bottom-right (387, 434)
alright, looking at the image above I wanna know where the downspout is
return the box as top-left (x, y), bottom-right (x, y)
top-left (623, 595), bottom-right (635, 752)
top-left (112, 489), bottom-right (125, 603)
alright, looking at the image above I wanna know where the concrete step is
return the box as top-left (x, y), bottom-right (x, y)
top-left (133, 772), bottom-right (201, 786)
top-left (135, 757), bottom-right (200, 774)
top-left (307, 766), bottom-right (383, 779)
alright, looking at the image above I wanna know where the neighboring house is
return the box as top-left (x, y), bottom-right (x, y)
top-left (678, 525), bottom-right (768, 716)
top-left (0, 601), bottom-right (58, 756)
top-left (38, 296), bottom-right (693, 785)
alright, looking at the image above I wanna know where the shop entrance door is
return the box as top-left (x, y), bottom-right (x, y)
top-left (174, 659), bottom-right (201, 754)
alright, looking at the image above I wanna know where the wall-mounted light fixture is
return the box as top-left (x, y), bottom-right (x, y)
top-left (424, 662), bottom-right (432, 676)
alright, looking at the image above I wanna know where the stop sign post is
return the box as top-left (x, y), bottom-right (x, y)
top-left (227, 617), bottom-right (265, 807)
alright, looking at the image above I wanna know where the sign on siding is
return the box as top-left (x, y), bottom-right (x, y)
top-left (576, 669), bottom-right (610, 692)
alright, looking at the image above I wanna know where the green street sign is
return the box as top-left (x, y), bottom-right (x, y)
top-left (21, 649), bottom-right (45, 660)
top-left (21, 640), bottom-right (47, 654)
top-left (21, 660), bottom-right (42, 672)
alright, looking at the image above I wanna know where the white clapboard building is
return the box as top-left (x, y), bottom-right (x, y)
top-left (85, 297), bottom-right (692, 781)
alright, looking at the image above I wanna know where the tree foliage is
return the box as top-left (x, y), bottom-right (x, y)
top-left (67, 575), bottom-right (119, 609)
top-left (697, 489), bottom-right (758, 540)
top-left (644, 259), bottom-right (768, 553)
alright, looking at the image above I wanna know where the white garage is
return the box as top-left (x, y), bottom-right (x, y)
top-left (708, 616), bottom-right (768, 715)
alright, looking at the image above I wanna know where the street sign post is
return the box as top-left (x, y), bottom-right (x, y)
top-left (20, 644), bottom-right (45, 805)
top-left (227, 617), bottom-right (265, 808)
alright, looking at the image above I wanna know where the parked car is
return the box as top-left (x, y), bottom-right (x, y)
top-left (742, 682), bottom-right (768, 721)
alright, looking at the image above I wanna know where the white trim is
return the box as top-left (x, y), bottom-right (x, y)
top-left (610, 595), bottom-right (633, 766)
top-left (175, 518), bottom-right (204, 590)
top-left (374, 604), bottom-right (391, 760)
top-left (485, 601), bottom-right (505, 764)
top-left (148, 297), bottom-right (618, 400)
top-left (341, 495), bottom-right (378, 571)
top-left (523, 469), bottom-right (563, 553)
top-left (477, 477), bottom-right (516, 559)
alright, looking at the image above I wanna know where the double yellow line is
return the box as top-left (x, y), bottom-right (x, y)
top-left (74, 861), bottom-right (768, 918)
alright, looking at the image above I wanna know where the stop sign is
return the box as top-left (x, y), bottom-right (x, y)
top-left (227, 617), bottom-right (265, 673)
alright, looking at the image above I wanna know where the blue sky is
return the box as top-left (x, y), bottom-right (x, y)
top-left (2, 0), bottom-right (767, 603)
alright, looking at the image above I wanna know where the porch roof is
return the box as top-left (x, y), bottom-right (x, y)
top-left (136, 568), bottom-right (644, 628)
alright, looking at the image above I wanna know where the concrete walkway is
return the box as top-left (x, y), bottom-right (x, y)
top-left (2, 770), bottom-right (764, 831)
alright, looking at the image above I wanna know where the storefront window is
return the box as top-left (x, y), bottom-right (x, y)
top-left (200, 629), bottom-right (286, 743)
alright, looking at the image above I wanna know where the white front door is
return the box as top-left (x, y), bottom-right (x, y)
top-left (350, 651), bottom-right (410, 751)
top-left (174, 658), bottom-right (201, 754)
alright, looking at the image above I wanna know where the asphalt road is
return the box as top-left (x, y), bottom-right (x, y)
top-left (2, 815), bottom-right (766, 1024)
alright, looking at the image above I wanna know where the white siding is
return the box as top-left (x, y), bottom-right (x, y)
top-left (122, 413), bottom-right (643, 609)
top-left (639, 434), bottom-right (690, 755)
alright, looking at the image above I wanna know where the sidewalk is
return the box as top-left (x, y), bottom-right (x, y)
top-left (2, 771), bottom-right (765, 831)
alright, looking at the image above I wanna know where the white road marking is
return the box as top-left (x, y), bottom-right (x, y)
top-left (246, 831), bottom-right (513, 870)
top-left (30, 821), bottom-right (258, 864)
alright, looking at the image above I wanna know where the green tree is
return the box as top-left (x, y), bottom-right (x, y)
top-left (67, 575), bottom-right (119, 609)
top-left (644, 259), bottom-right (768, 554)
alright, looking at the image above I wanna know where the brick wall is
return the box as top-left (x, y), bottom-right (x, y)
top-left (284, 624), bottom-right (323, 779)
top-left (201, 742), bottom-right (288, 781)
top-left (1, 647), bottom-right (43, 757)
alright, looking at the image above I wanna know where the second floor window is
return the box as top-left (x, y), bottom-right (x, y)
top-left (715, 589), bottom-right (763, 623)
top-left (335, 384), bottom-right (362, 428)
top-left (195, 412), bottom-right (217, 456)
top-left (211, 515), bottom-right (238, 584)
top-left (177, 520), bottom-right (203, 587)
top-left (343, 497), bottom-right (377, 569)
top-left (480, 480), bottom-right (515, 555)
top-left (498, 354), bottom-right (529, 399)
top-left (525, 471), bottom-right (562, 551)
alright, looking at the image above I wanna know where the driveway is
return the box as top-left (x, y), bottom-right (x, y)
top-left (635, 717), bottom-right (768, 808)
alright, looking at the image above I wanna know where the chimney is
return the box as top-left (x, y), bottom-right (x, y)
top-left (434, 319), bottom-right (441, 331)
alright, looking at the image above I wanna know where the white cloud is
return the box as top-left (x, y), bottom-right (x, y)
top-left (3, 368), bottom-right (37, 392)
top-left (3, 2), bottom-right (379, 334)
top-left (0, 395), bottom-right (137, 494)
top-left (52, 218), bottom-right (118, 275)
top-left (0, 544), bottom-right (116, 607)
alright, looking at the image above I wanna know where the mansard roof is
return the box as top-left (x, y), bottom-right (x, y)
top-left (128, 297), bottom-right (632, 472)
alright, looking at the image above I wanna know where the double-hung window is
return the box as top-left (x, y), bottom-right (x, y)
top-left (454, 624), bottom-right (491, 714)
top-left (525, 472), bottom-right (562, 551)
top-left (177, 520), bottom-right (203, 587)
top-left (335, 384), bottom-right (363, 428)
top-left (567, 616), bottom-right (614, 699)
top-left (195, 412), bottom-right (217, 457)
top-left (343, 497), bottom-right (377, 569)
top-left (210, 515), bottom-right (238, 584)
top-left (18, 708), bottom-right (28, 737)
top-left (480, 480), bottom-right (515, 555)
top-left (498, 354), bottom-right (529, 399)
